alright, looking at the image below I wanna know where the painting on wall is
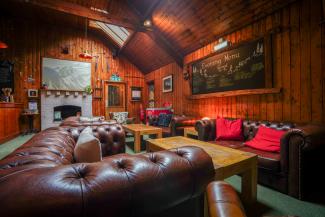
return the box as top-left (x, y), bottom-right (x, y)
top-left (131, 87), bottom-right (142, 101)
top-left (162, 75), bottom-right (173, 93)
top-left (42, 57), bottom-right (91, 91)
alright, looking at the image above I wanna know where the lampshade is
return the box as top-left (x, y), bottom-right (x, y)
top-left (79, 51), bottom-right (92, 59)
top-left (0, 41), bottom-right (8, 49)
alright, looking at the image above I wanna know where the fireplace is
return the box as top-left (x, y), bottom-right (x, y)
top-left (54, 105), bottom-right (81, 121)
top-left (41, 90), bottom-right (92, 130)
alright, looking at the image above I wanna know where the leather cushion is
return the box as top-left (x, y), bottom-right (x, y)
top-left (74, 127), bottom-right (102, 163)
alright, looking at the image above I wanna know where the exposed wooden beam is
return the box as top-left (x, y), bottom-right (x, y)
top-left (143, 0), bottom-right (164, 20)
top-left (17, 0), bottom-right (138, 29)
top-left (125, 0), bottom-right (183, 68)
top-left (146, 28), bottom-right (183, 68)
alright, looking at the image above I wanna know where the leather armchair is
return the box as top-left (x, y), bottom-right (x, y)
top-left (170, 115), bottom-right (198, 136)
top-left (0, 127), bottom-right (215, 217)
top-left (148, 115), bottom-right (199, 137)
top-left (195, 118), bottom-right (325, 200)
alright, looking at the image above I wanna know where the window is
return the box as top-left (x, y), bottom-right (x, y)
top-left (95, 21), bottom-right (130, 47)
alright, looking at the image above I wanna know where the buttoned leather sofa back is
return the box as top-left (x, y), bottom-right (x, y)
top-left (0, 126), bottom-right (215, 217)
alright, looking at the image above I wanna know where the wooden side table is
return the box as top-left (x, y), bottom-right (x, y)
top-left (21, 112), bottom-right (39, 135)
top-left (184, 127), bottom-right (198, 138)
top-left (123, 124), bottom-right (162, 153)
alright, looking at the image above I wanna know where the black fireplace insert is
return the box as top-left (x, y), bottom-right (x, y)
top-left (53, 105), bottom-right (81, 121)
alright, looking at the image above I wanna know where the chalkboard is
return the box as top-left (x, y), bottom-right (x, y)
top-left (192, 38), bottom-right (266, 95)
top-left (0, 60), bottom-right (14, 92)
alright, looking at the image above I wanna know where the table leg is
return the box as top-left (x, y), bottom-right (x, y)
top-left (134, 132), bottom-right (141, 153)
top-left (241, 158), bottom-right (257, 204)
top-left (28, 115), bottom-right (33, 134)
top-left (204, 192), bottom-right (209, 217)
top-left (157, 131), bottom-right (162, 139)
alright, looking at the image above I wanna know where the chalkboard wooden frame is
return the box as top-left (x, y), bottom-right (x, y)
top-left (189, 36), bottom-right (273, 96)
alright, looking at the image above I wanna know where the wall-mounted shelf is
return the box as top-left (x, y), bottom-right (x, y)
top-left (93, 84), bottom-right (103, 100)
top-left (40, 89), bottom-right (85, 92)
top-left (188, 88), bottom-right (282, 100)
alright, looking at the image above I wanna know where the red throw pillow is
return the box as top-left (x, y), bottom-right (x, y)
top-left (216, 118), bottom-right (244, 141)
top-left (245, 126), bottom-right (286, 152)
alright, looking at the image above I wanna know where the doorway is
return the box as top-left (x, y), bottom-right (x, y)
top-left (104, 81), bottom-right (126, 119)
top-left (147, 81), bottom-right (155, 108)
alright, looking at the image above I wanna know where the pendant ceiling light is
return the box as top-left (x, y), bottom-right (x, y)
top-left (0, 41), bottom-right (8, 49)
top-left (79, 18), bottom-right (92, 59)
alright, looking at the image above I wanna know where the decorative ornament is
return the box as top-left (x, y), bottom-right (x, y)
top-left (110, 73), bottom-right (121, 82)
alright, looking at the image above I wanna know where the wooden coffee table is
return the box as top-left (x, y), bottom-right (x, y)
top-left (184, 127), bottom-right (198, 138)
top-left (123, 124), bottom-right (162, 153)
top-left (146, 136), bottom-right (257, 204)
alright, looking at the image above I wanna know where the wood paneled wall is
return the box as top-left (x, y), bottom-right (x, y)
top-left (0, 16), bottom-right (145, 130)
top-left (144, 63), bottom-right (184, 114)
top-left (145, 0), bottom-right (325, 123)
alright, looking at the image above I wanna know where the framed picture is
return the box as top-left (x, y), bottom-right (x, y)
top-left (28, 89), bottom-right (38, 98)
top-left (0, 60), bottom-right (14, 92)
top-left (54, 111), bottom-right (62, 121)
top-left (131, 87), bottom-right (142, 101)
top-left (162, 75), bottom-right (173, 93)
top-left (28, 101), bottom-right (38, 111)
top-left (42, 57), bottom-right (91, 91)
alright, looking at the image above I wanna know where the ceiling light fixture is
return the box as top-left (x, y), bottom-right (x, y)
top-left (0, 41), bottom-right (8, 49)
top-left (79, 18), bottom-right (93, 59)
top-left (143, 19), bottom-right (152, 28)
top-left (214, 38), bottom-right (228, 51)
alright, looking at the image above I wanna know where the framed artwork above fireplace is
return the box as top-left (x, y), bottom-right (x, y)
top-left (42, 57), bottom-right (91, 91)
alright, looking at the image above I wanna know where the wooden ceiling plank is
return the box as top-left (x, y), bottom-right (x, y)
top-left (146, 28), bottom-right (183, 68)
top-left (118, 31), bottom-right (138, 55)
top-left (124, 0), bottom-right (184, 69)
top-left (18, 0), bottom-right (139, 29)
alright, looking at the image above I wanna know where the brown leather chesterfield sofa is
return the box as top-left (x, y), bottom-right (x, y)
top-left (0, 126), bottom-right (215, 217)
top-left (60, 116), bottom-right (117, 127)
top-left (196, 118), bottom-right (325, 200)
top-left (148, 115), bottom-right (199, 137)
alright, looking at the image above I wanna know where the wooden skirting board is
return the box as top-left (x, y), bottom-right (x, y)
top-left (188, 88), bottom-right (282, 100)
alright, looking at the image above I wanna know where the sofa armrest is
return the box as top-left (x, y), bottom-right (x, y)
top-left (195, 119), bottom-right (216, 141)
top-left (280, 124), bottom-right (325, 199)
top-left (0, 147), bottom-right (215, 217)
top-left (170, 115), bottom-right (199, 136)
top-left (206, 181), bottom-right (246, 217)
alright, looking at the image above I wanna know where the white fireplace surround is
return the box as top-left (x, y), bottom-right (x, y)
top-left (41, 91), bottom-right (92, 130)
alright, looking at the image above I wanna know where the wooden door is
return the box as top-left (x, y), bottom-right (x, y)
top-left (104, 82), bottom-right (126, 119)
top-left (147, 81), bottom-right (155, 108)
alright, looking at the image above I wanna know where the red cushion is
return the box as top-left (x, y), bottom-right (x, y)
top-left (245, 126), bottom-right (286, 152)
top-left (216, 118), bottom-right (244, 141)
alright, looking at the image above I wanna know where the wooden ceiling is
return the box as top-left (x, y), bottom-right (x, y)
top-left (1, 0), bottom-right (297, 73)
